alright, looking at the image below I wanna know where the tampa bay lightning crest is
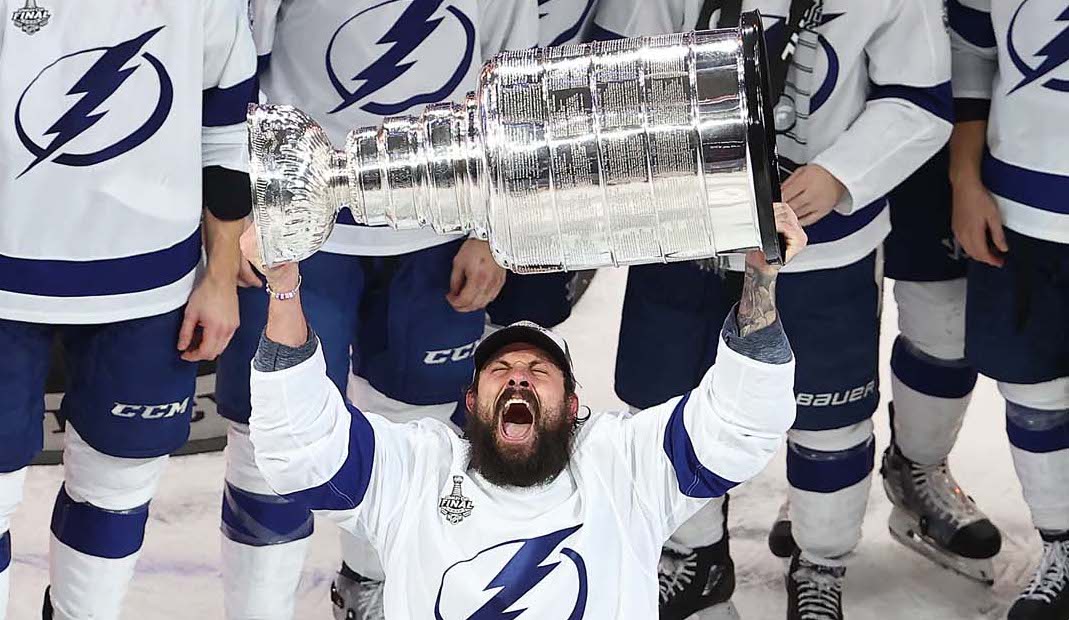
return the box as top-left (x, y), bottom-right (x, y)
top-left (326, 0), bottom-right (476, 116)
top-left (14, 27), bottom-right (173, 177)
top-left (1007, 0), bottom-right (1069, 94)
top-left (538, 0), bottom-right (597, 47)
top-left (435, 525), bottom-right (588, 619)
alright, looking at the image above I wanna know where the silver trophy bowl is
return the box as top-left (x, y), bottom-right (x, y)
top-left (248, 11), bottom-right (781, 272)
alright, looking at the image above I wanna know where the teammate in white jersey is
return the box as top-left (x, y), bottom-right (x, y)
top-left (238, 200), bottom-right (804, 619)
top-left (213, 2), bottom-right (539, 619)
top-left (593, 1), bottom-right (952, 618)
top-left (949, 0), bottom-right (1069, 617)
top-left (0, 1), bottom-right (256, 617)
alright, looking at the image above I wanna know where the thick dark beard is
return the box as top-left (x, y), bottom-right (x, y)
top-left (466, 399), bottom-right (575, 488)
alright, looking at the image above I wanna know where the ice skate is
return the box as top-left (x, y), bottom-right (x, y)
top-left (659, 537), bottom-right (740, 620)
top-left (331, 563), bottom-right (384, 620)
top-left (786, 551), bottom-right (845, 620)
top-left (768, 501), bottom-right (797, 559)
top-left (1008, 532), bottom-right (1069, 620)
top-left (880, 443), bottom-right (1001, 585)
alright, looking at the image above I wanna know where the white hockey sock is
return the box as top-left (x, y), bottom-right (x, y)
top-left (891, 280), bottom-right (976, 465)
top-left (0, 468), bottom-right (26, 620)
top-left (787, 425), bottom-right (875, 563)
top-left (222, 423), bottom-right (312, 619)
top-left (669, 495), bottom-right (726, 550)
top-left (1005, 397), bottom-right (1069, 533)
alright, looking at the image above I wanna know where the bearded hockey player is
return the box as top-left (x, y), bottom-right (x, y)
top-left (0, 1), bottom-right (255, 618)
top-left (592, 1), bottom-right (953, 618)
top-left (213, 2), bottom-right (538, 619)
top-left (238, 201), bottom-right (804, 618)
top-left (949, 0), bottom-right (1069, 617)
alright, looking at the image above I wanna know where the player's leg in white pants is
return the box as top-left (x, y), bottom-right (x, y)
top-left (48, 427), bottom-right (167, 620)
top-left (0, 469), bottom-right (27, 620)
top-left (1001, 379), bottom-right (1069, 534)
top-left (890, 279), bottom-right (977, 463)
top-left (221, 422), bottom-right (313, 620)
top-left (787, 421), bottom-right (875, 564)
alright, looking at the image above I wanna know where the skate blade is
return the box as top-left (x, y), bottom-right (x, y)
top-left (888, 508), bottom-right (995, 586)
top-left (686, 600), bottom-right (741, 620)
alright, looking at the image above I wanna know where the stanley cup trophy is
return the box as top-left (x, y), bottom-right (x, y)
top-left (248, 11), bottom-right (782, 273)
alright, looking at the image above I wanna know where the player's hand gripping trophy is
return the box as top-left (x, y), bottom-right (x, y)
top-left (247, 11), bottom-right (785, 274)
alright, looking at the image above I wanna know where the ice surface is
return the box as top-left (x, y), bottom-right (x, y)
top-left (8, 268), bottom-right (1038, 618)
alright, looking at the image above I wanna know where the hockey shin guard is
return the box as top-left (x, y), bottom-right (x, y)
top-left (787, 423), bottom-right (875, 563)
top-left (222, 423), bottom-right (313, 620)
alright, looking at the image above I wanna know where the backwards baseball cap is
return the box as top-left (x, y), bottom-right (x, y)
top-left (473, 321), bottom-right (575, 389)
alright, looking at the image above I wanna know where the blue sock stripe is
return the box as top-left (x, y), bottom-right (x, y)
top-left (0, 531), bottom-right (9, 572)
top-left (221, 483), bottom-right (314, 547)
top-left (663, 392), bottom-right (741, 498)
top-left (1006, 402), bottom-right (1069, 454)
top-left (50, 486), bottom-right (149, 560)
top-left (787, 436), bottom-right (875, 494)
top-left (890, 336), bottom-right (977, 399)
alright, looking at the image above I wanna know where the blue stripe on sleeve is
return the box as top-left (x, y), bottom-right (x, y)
top-left (890, 336), bottom-right (977, 399)
top-left (947, 0), bottom-right (997, 48)
top-left (786, 437), bottom-right (874, 494)
top-left (203, 76), bottom-right (258, 127)
top-left (662, 393), bottom-right (741, 498)
top-left (284, 403), bottom-right (376, 511)
top-left (0, 228), bottom-right (201, 298)
top-left (50, 486), bottom-right (149, 559)
top-left (588, 23), bottom-right (626, 41)
top-left (983, 151), bottom-right (1069, 215)
top-left (868, 81), bottom-right (954, 123)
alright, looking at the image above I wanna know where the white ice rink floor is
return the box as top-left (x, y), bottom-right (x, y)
top-left (9, 268), bottom-right (1043, 619)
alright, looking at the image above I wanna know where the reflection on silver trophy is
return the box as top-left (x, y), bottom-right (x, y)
top-left (248, 11), bottom-right (782, 272)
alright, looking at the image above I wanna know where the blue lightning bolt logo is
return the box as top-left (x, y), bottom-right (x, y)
top-left (325, 0), bottom-right (476, 116)
top-left (434, 524), bottom-right (588, 619)
top-left (1007, 1), bottom-right (1069, 94)
top-left (15, 27), bottom-right (173, 177)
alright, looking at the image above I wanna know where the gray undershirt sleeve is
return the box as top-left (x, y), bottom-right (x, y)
top-left (721, 305), bottom-right (793, 365)
top-left (253, 326), bottom-right (319, 372)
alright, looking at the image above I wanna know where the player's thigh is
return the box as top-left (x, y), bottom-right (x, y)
top-left (615, 262), bottom-right (742, 409)
top-left (299, 251), bottom-right (366, 393)
top-left (966, 229), bottom-right (1069, 385)
top-left (59, 308), bottom-right (198, 459)
top-left (356, 241), bottom-right (484, 406)
top-left (0, 320), bottom-right (53, 471)
top-left (779, 253), bottom-right (882, 432)
top-left (885, 147), bottom-right (967, 283)
top-left (215, 286), bottom-right (270, 424)
top-left (486, 271), bottom-right (574, 328)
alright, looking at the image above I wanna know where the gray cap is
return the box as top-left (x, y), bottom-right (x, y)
top-left (473, 321), bottom-right (574, 386)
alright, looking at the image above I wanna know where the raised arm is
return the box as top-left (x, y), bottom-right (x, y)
top-left (623, 204), bottom-right (806, 538)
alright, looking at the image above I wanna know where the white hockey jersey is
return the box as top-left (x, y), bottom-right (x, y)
top-left (949, 0), bottom-right (1069, 244)
top-left (592, 0), bottom-right (953, 272)
top-left (249, 334), bottom-right (795, 618)
top-left (0, 0), bottom-right (256, 324)
top-left (251, 0), bottom-right (539, 257)
top-left (538, 0), bottom-right (600, 46)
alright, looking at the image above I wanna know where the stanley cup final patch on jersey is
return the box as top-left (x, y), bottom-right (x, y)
top-left (439, 475), bottom-right (475, 524)
top-left (12, 0), bottom-right (50, 35)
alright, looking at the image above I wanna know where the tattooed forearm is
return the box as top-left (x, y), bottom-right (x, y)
top-left (738, 263), bottom-right (778, 337)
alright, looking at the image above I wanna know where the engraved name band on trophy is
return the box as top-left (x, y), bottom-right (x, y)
top-left (248, 11), bottom-right (782, 272)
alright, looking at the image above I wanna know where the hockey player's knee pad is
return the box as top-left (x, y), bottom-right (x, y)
top-left (787, 422), bottom-right (875, 494)
top-left (894, 279), bottom-right (967, 360)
